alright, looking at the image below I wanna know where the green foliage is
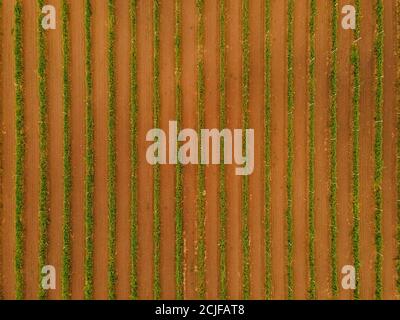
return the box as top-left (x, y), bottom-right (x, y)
top-left (129, 0), bottom-right (139, 301)
top-left (329, 0), bottom-right (339, 299)
top-left (37, 0), bottom-right (49, 301)
top-left (286, 0), bottom-right (295, 300)
top-left (174, 0), bottom-right (184, 300)
top-left (152, 0), bottom-right (161, 300)
top-left (196, 0), bottom-right (206, 300)
top-left (307, 0), bottom-right (317, 300)
top-left (351, 0), bottom-right (361, 301)
top-left (218, 0), bottom-right (227, 300)
top-left (14, 0), bottom-right (25, 301)
top-left (107, 0), bottom-right (117, 300)
top-left (84, 0), bottom-right (95, 300)
top-left (241, 0), bottom-right (250, 300)
top-left (374, 0), bottom-right (384, 300)
top-left (264, 0), bottom-right (272, 301)
top-left (61, 0), bottom-right (72, 300)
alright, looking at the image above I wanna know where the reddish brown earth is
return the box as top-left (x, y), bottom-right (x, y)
top-left (22, 0), bottom-right (40, 300)
top-left (0, 0), bottom-right (399, 300)
top-left (92, 0), bottom-right (108, 300)
top-left (314, 0), bottom-right (331, 300)
top-left (136, 0), bottom-right (153, 299)
top-left (270, 0), bottom-right (287, 300)
top-left (225, 0), bottom-right (242, 300)
top-left (70, 0), bottom-right (85, 300)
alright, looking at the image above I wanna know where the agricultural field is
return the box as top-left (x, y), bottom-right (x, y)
top-left (0, 0), bottom-right (399, 300)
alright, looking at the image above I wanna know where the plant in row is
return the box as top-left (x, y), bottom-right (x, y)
top-left (84, 0), bottom-right (95, 300)
top-left (130, 0), bottom-right (139, 301)
top-left (307, 0), bottom-right (317, 300)
top-left (286, 0), bottom-right (295, 300)
top-left (218, 0), bottom-right (227, 300)
top-left (107, 0), bottom-right (117, 300)
top-left (329, 0), bottom-right (339, 299)
top-left (351, 0), bottom-right (361, 301)
top-left (14, 0), bottom-right (25, 300)
top-left (61, 0), bottom-right (72, 300)
top-left (241, 0), bottom-right (250, 300)
top-left (152, 0), bottom-right (161, 300)
top-left (264, 0), bottom-right (272, 301)
top-left (174, 0), bottom-right (184, 300)
top-left (37, 0), bottom-right (49, 300)
top-left (195, 0), bottom-right (206, 300)
top-left (374, 0), bottom-right (384, 300)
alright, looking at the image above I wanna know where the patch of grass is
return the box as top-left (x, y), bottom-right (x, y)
top-left (329, 0), bottom-right (339, 299)
top-left (307, 0), bottom-right (317, 300)
top-left (14, 0), bottom-right (24, 301)
top-left (286, 0), bottom-right (295, 300)
top-left (195, 0), bottom-right (206, 300)
top-left (374, 0), bottom-right (384, 300)
top-left (129, 0), bottom-right (138, 301)
top-left (218, 0), bottom-right (227, 300)
top-left (107, 0), bottom-right (117, 300)
top-left (61, 0), bottom-right (72, 300)
top-left (241, 0), bottom-right (250, 300)
top-left (351, 0), bottom-right (361, 301)
top-left (152, 0), bottom-right (161, 300)
top-left (174, 0), bottom-right (184, 300)
top-left (37, 0), bottom-right (49, 301)
top-left (264, 0), bottom-right (272, 301)
top-left (84, 0), bottom-right (95, 300)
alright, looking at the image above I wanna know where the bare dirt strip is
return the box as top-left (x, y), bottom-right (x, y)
top-left (181, 0), bottom-right (197, 300)
top-left (225, 0), bottom-right (242, 300)
top-left (292, 0), bottom-right (309, 300)
top-left (47, 0), bottom-right (64, 300)
top-left (248, 0), bottom-right (265, 300)
top-left (115, 0), bottom-right (131, 300)
top-left (136, 0), bottom-right (153, 299)
top-left (359, 0), bottom-right (377, 300)
top-left (314, 0), bottom-right (332, 300)
top-left (70, 0), bottom-right (86, 300)
top-left (0, 0), bottom-right (16, 300)
top-left (92, 0), bottom-right (108, 300)
top-left (159, 0), bottom-right (176, 300)
top-left (270, 0), bottom-right (287, 300)
top-left (204, 0), bottom-right (219, 300)
top-left (382, 0), bottom-right (397, 300)
top-left (22, 0), bottom-right (40, 300)
top-left (336, 0), bottom-right (353, 301)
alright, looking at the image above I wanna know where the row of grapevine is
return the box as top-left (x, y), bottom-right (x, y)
top-left (218, 0), bottom-right (227, 300)
top-left (174, 0), bottom-right (184, 300)
top-left (14, 0), bottom-right (25, 300)
top-left (374, 0), bottom-right (384, 300)
top-left (329, 0), bottom-right (339, 299)
top-left (241, 0), bottom-right (250, 300)
top-left (264, 0), bottom-right (272, 301)
top-left (84, 0), bottom-right (94, 300)
top-left (0, 0), bottom-right (3, 301)
top-left (130, 0), bottom-right (139, 301)
top-left (286, 0), bottom-right (295, 300)
top-left (196, 0), bottom-right (206, 300)
top-left (107, 0), bottom-right (117, 300)
top-left (152, 0), bottom-right (161, 300)
top-left (307, 0), bottom-right (317, 300)
top-left (61, 0), bottom-right (72, 300)
top-left (351, 0), bottom-right (361, 300)
top-left (37, 0), bottom-right (49, 301)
